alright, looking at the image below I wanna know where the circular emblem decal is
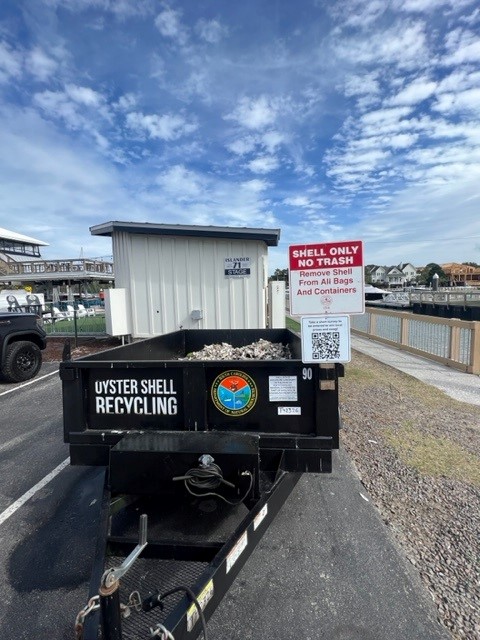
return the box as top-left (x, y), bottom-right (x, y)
top-left (211, 370), bottom-right (257, 416)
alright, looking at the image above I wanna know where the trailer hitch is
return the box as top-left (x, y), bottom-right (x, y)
top-left (99, 514), bottom-right (148, 640)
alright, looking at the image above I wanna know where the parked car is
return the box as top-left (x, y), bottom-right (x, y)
top-left (0, 312), bottom-right (47, 382)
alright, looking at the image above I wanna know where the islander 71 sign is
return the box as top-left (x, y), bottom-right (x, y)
top-left (289, 240), bottom-right (364, 315)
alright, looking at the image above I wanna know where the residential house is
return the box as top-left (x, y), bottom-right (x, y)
top-left (397, 262), bottom-right (418, 284)
top-left (366, 262), bottom-right (418, 288)
top-left (442, 263), bottom-right (480, 286)
top-left (366, 265), bottom-right (387, 284)
top-left (385, 266), bottom-right (405, 287)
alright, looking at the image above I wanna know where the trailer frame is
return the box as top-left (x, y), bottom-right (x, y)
top-left (80, 464), bottom-right (301, 640)
top-left (63, 329), bottom-right (344, 639)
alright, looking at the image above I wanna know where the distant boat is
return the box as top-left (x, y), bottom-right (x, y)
top-left (366, 288), bottom-right (411, 308)
top-left (364, 285), bottom-right (387, 301)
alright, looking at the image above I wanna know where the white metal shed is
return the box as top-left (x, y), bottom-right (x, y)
top-left (90, 222), bottom-right (280, 338)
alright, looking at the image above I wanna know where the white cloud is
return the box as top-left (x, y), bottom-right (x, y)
top-left (154, 6), bottom-right (188, 45)
top-left (334, 22), bottom-right (429, 70)
top-left (388, 77), bottom-right (437, 105)
top-left (113, 93), bottom-right (137, 111)
top-left (262, 131), bottom-right (285, 153)
top-left (407, 144), bottom-right (480, 167)
top-left (427, 118), bottom-right (480, 143)
top-left (443, 28), bottom-right (480, 65)
top-left (407, 162), bottom-right (480, 184)
top-left (34, 89), bottom-right (83, 128)
top-left (65, 84), bottom-right (104, 107)
top-left (109, 0), bottom-right (154, 18)
top-left (180, 70), bottom-right (211, 101)
top-left (44, 0), bottom-right (155, 19)
top-left (0, 106), bottom-right (128, 258)
top-left (137, 173), bottom-right (278, 231)
top-left (361, 106), bottom-right (413, 130)
top-left (27, 47), bottom-right (58, 81)
top-left (433, 88), bottom-right (480, 114)
top-left (227, 136), bottom-right (257, 155)
top-left (126, 111), bottom-right (197, 140)
top-left (459, 6), bottom-right (480, 25)
top-left (0, 41), bottom-right (22, 83)
top-left (33, 84), bottom-right (111, 133)
top-left (339, 148), bottom-right (390, 168)
top-left (344, 73), bottom-right (380, 97)
top-left (396, 0), bottom-right (451, 11)
top-left (446, 40), bottom-right (480, 65)
top-left (156, 165), bottom-right (202, 199)
top-left (226, 96), bottom-right (279, 130)
top-left (334, 0), bottom-right (387, 28)
top-left (195, 18), bottom-right (227, 43)
top-left (241, 179), bottom-right (270, 192)
top-left (384, 132), bottom-right (419, 148)
top-left (247, 155), bottom-right (279, 173)
top-left (294, 162), bottom-right (315, 178)
top-left (284, 195), bottom-right (310, 207)
top-left (283, 195), bottom-right (325, 209)
top-left (437, 69), bottom-right (480, 92)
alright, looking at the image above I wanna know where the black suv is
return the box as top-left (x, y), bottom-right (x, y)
top-left (0, 312), bottom-right (47, 383)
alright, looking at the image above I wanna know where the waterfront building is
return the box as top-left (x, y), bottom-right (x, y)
top-left (0, 227), bottom-right (114, 301)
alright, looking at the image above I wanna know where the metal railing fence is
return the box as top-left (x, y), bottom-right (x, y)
top-left (351, 308), bottom-right (480, 374)
top-left (410, 290), bottom-right (480, 305)
top-left (42, 301), bottom-right (106, 340)
top-left (2, 257), bottom-right (114, 277)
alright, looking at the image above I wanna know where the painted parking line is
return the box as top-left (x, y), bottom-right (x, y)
top-left (0, 424), bottom-right (49, 454)
top-left (0, 369), bottom-right (58, 397)
top-left (0, 458), bottom-right (69, 526)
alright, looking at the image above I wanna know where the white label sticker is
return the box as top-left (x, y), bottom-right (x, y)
top-left (268, 376), bottom-right (298, 401)
top-left (253, 504), bottom-right (268, 530)
top-left (187, 580), bottom-right (214, 631)
top-left (226, 531), bottom-right (248, 573)
top-left (278, 406), bottom-right (302, 415)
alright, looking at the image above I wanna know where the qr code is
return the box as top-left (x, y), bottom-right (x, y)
top-left (311, 331), bottom-right (340, 360)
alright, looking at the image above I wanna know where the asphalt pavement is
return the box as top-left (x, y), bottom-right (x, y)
top-left (208, 448), bottom-right (450, 640)
top-left (0, 365), bottom-right (104, 640)
top-left (0, 358), bottom-right (453, 639)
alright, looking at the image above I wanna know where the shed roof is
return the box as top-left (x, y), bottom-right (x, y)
top-left (90, 221), bottom-right (280, 246)
top-left (0, 226), bottom-right (49, 246)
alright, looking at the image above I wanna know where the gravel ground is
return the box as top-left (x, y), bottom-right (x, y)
top-left (340, 350), bottom-right (480, 640)
top-left (42, 337), bottom-right (480, 639)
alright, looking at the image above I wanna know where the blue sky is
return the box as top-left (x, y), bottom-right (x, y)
top-left (1, 0), bottom-right (480, 272)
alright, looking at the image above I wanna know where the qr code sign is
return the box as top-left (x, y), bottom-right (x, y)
top-left (311, 331), bottom-right (340, 360)
top-left (301, 316), bottom-right (350, 364)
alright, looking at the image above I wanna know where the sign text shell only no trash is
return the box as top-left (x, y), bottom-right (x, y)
top-left (289, 240), bottom-right (364, 315)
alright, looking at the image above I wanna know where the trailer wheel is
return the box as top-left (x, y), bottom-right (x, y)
top-left (2, 341), bottom-right (42, 382)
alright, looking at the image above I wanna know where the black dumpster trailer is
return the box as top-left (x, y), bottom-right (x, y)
top-left (61, 329), bottom-right (343, 640)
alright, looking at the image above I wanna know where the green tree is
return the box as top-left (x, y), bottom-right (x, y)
top-left (419, 263), bottom-right (447, 286)
top-left (462, 262), bottom-right (479, 267)
top-left (269, 268), bottom-right (289, 284)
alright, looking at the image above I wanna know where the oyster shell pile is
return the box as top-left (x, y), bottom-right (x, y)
top-left (182, 338), bottom-right (291, 360)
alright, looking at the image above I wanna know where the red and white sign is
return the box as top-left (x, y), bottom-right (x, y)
top-left (289, 240), bottom-right (364, 315)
